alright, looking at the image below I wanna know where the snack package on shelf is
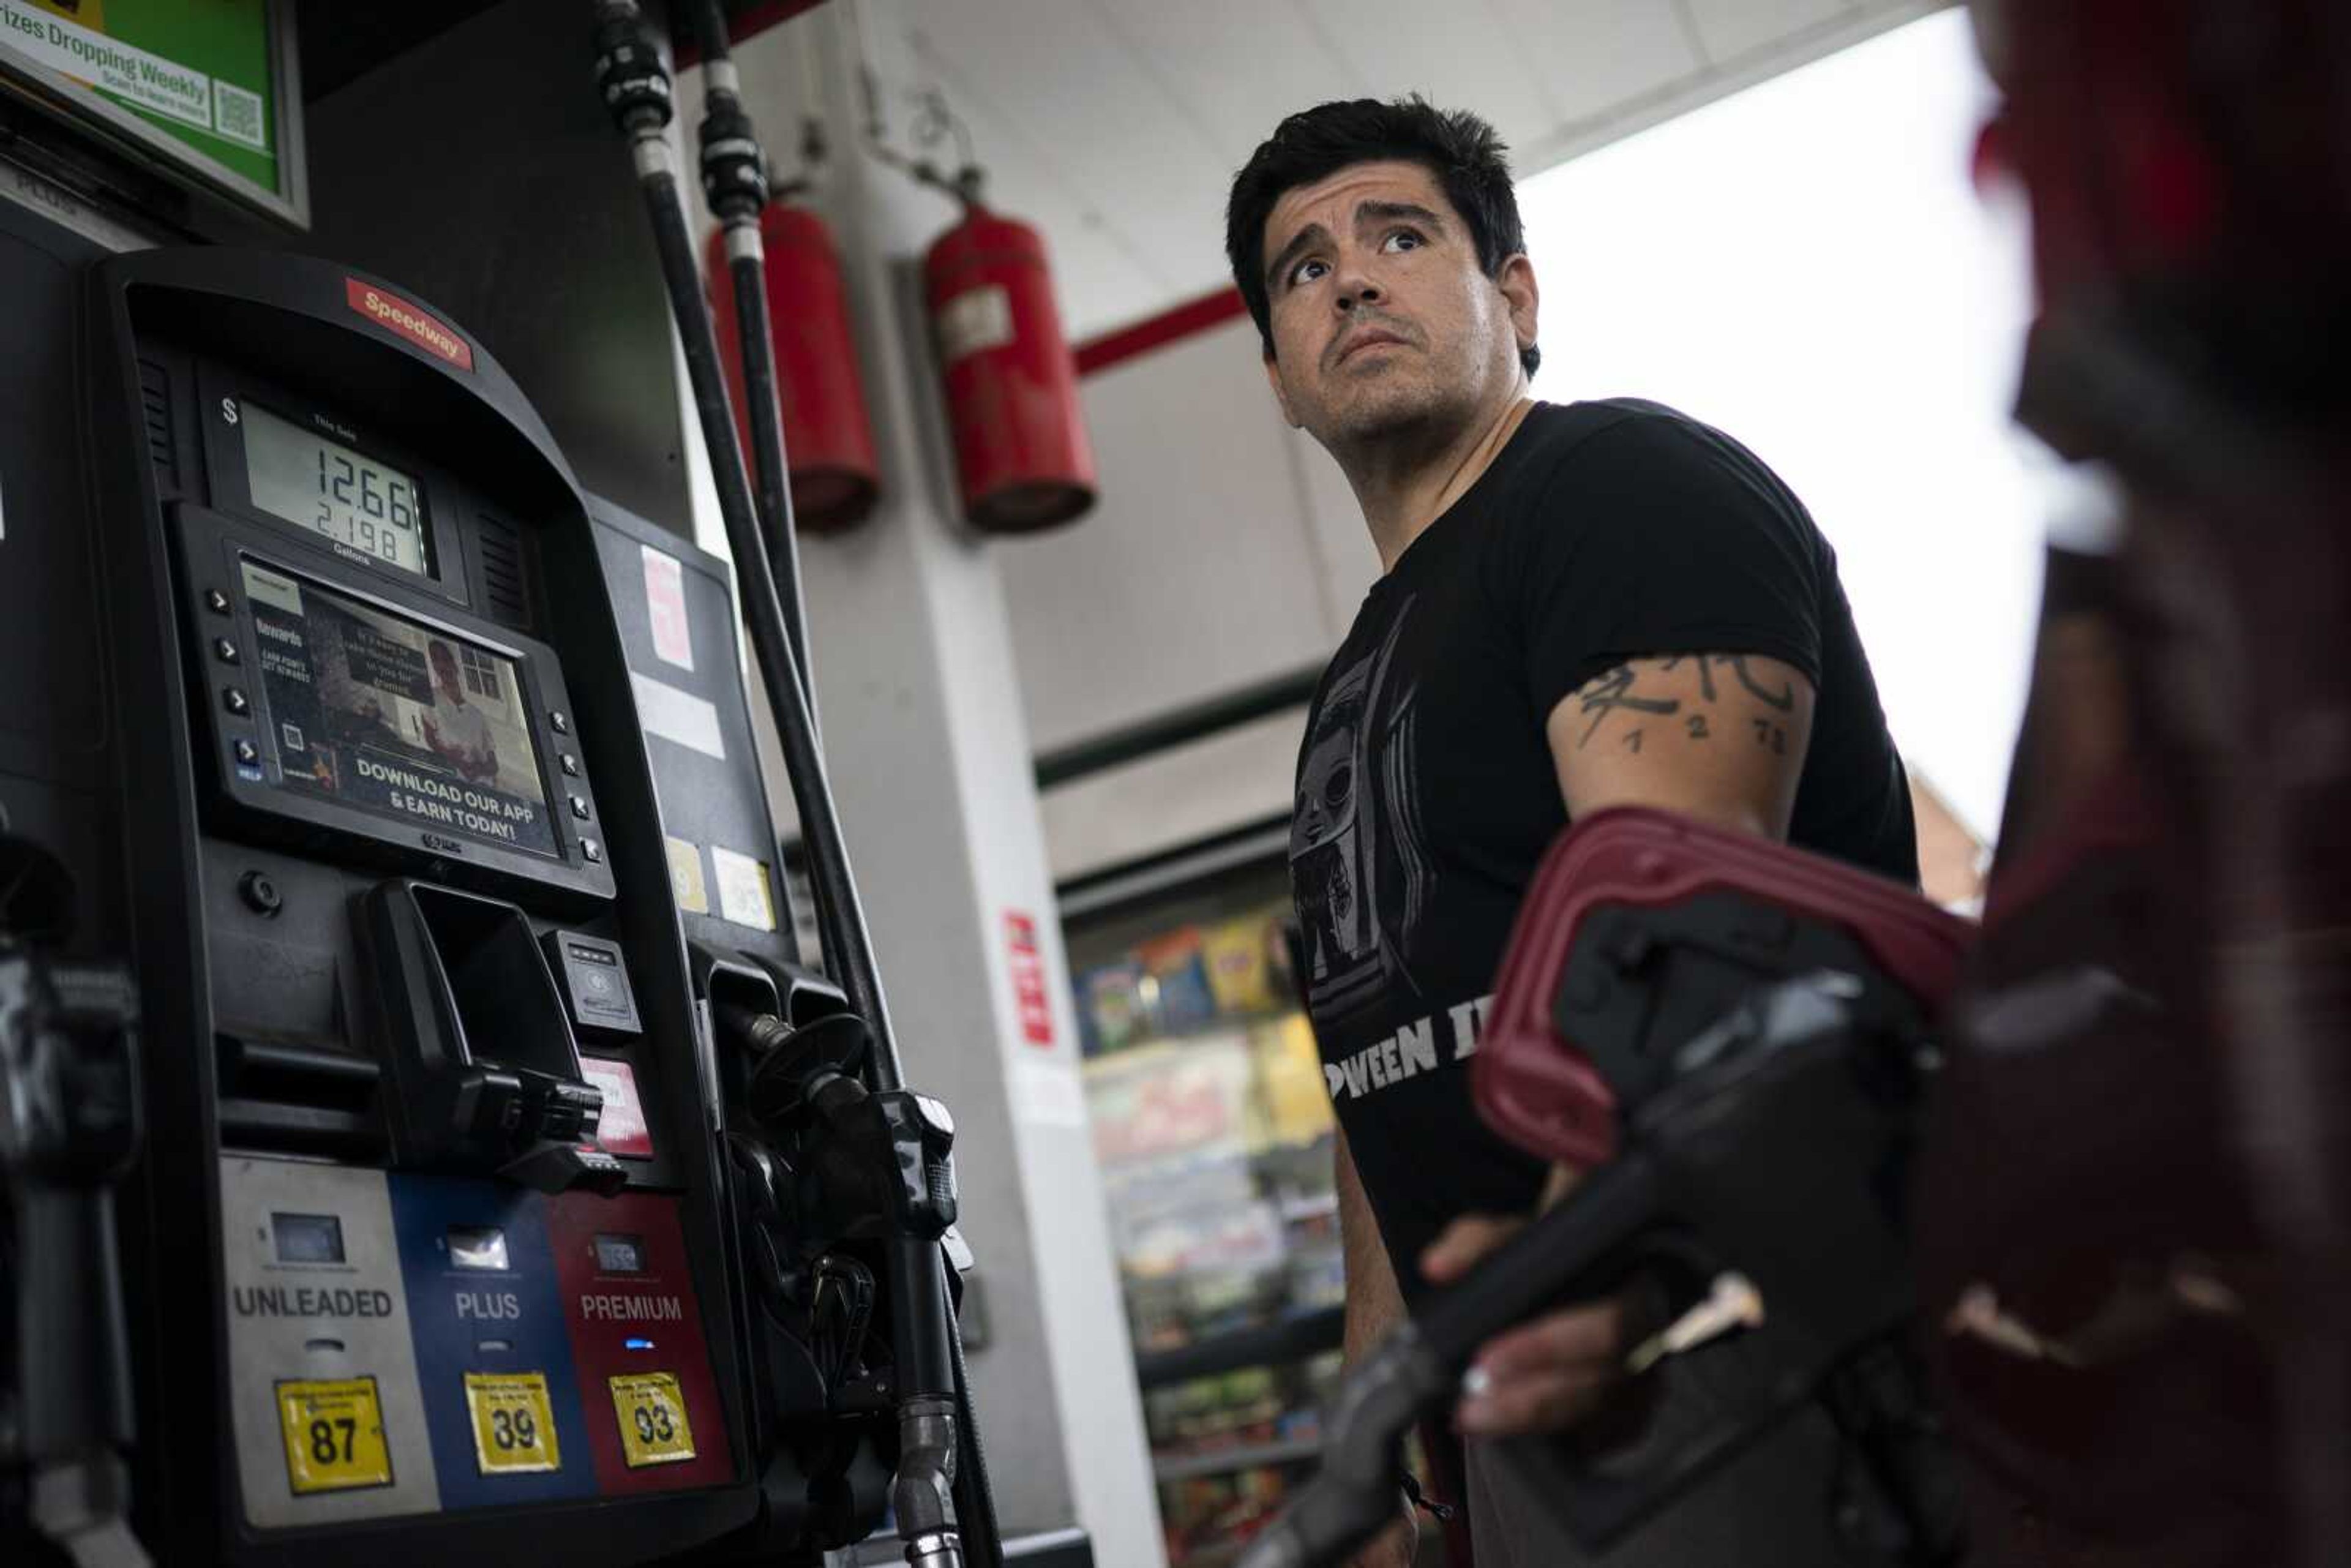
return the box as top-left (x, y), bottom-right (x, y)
top-left (1202, 910), bottom-right (1283, 1016)
top-left (1136, 925), bottom-right (1219, 1033)
top-left (1078, 958), bottom-right (1153, 1056)
top-left (1086, 1035), bottom-right (1254, 1167)
top-left (1247, 1013), bottom-right (1335, 1152)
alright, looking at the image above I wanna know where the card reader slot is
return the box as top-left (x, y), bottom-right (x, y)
top-left (214, 1033), bottom-right (388, 1158)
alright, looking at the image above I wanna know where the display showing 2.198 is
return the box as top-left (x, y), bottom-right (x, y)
top-left (242, 401), bottom-right (431, 576)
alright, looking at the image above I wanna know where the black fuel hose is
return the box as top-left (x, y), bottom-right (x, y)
top-left (688, 0), bottom-right (817, 720)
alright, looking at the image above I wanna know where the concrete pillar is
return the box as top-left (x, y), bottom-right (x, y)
top-left (683, 14), bottom-right (1164, 1564)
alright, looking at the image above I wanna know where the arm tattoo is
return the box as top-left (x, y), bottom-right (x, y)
top-left (1720, 655), bottom-right (1796, 711)
top-left (1660, 653), bottom-right (1795, 712)
top-left (1575, 664), bottom-right (1681, 749)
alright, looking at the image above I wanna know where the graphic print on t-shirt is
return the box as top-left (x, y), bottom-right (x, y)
top-left (1289, 600), bottom-right (1434, 1032)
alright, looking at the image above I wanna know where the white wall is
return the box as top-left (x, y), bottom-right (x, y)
top-left (997, 318), bottom-right (1373, 757)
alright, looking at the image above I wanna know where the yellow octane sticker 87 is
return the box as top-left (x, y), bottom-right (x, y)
top-left (609, 1371), bottom-right (696, 1467)
top-left (464, 1371), bottom-right (562, 1475)
top-left (277, 1377), bottom-right (394, 1495)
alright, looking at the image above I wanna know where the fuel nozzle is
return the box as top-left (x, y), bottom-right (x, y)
top-left (717, 1003), bottom-right (872, 1126)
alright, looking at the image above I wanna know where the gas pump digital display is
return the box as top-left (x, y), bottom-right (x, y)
top-left (592, 1234), bottom-right (645, 1274)
top-left (241, 402), bottom-right (433, 576)
top-left (239, 559), bottom-right (560, 858)
top-left (271, 1212), bottom-right (347, 1265)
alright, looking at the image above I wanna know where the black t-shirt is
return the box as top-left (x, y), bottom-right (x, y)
top-left (1290, 399), bottom-right (1918, 1292)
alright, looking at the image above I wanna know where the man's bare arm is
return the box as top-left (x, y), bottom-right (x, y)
top-left (1335, 1126), bottom-right (1418, 1566)
top-left (1547, 653), bottom-right (1817, 838)
top-left (1337, 1124), bottom-right (1405, 1364)
top-left (1427, 652), bottom-right (1821, 1441)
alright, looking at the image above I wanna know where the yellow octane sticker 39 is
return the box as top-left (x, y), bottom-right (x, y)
top-left (276, 1376), bottom-right (394, 1495)
top-left (464, 1370), bottom-right (563, 1476)
top-left (609, 1370), bottom-right (696, 1467)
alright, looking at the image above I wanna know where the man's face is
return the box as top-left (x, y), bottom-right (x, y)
top-left (430, 645), bottom-right (460, 698)
top-left (1258, 160), bottom-right (1535, 449)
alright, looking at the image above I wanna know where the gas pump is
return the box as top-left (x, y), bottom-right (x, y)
top-left (1, 7), bottom-right (1007, 1564)
top-left (1, 228), bottom-right (766, 1566)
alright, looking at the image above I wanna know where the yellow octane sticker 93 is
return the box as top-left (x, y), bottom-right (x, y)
top-left (277, 1377), bottom-right (394, 1495)
top-left (464, 1371), bottom-right (562, 1476)
top-left (609, 1371), bottom-right (696, 1467)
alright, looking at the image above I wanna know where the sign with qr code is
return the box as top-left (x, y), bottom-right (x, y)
top-left (0, 0), bottom-right (280, 197)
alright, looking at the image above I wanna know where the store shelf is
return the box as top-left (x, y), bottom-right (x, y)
top-left (1134, 1305), bottom-right (1344, 1391)
top-left (1152, 1435), bottom-right (1322, 1484)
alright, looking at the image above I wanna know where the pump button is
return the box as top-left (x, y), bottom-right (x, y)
top-left (214, 637), bottom-right (241, 664)
top-left (233, 739), bottom-right (260, 767)
top-left (569, 795), bottom-right (591, 822)
top-left (580, 838), bottom-right (602, 864)
top-left (560, 752), bottom-right (580, 777)
top-left (205, 588), bottom-right (232, 614)
top-left (223, 687), bottom-right (250, 716)
top-left (549, 710), bottom-right (569, 735)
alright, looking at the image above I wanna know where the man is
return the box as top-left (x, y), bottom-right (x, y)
top-left (1226, 99), bottom-right (1918, 1565)
top-left (421, 640), bottom-right (499, 786)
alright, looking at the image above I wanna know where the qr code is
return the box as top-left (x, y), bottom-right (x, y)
top-left (280, 722), bottom-right (306, 754)
top-left (214, 82), bottom-right (267, 151)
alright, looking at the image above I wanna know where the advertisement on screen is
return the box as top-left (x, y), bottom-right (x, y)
top-left (242, 560), bottom-right (558, 857)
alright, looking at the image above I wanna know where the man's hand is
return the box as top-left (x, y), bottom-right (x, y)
top-left (1419, 1166), bottom-right (1639, 1438)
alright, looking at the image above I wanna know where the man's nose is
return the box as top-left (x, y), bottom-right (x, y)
top-left (1336, 277), bottom-right (1383, 312)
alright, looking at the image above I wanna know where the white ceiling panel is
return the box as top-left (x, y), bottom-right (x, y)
top-left (885, 48), bottom-right (1170, 334)
top-left (1484, 0), bottom-right (1703, 128)
top-left (838, 0), bottom-right (1946, 342)
top-left (899, 0), bottom-right (1233, 323)
top-left (1684, 0), bottom-right (1858, 65)
top-left (1294, 0), bottom-right (1561, 152)
top-left (1091, 0), bottom-right (1368, 170)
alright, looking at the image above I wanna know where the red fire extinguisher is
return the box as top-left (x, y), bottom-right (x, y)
top-left (707, 203), bottom-right (881, 533)
top-left (923, 204), bottom-right (1097, 534)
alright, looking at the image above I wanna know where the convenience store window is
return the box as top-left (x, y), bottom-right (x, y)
top-left (1063, 855), bottom-right (1359, 1566)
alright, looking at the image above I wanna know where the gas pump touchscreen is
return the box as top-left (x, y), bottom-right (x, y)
top-left (241, 559), bottom-right (559, 857)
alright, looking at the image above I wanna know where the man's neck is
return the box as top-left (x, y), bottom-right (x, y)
top-left (1340, 392), bottom-right (1537, 572)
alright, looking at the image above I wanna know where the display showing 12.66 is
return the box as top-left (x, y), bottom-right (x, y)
top-left (241, 402), bottom-right (431, 576)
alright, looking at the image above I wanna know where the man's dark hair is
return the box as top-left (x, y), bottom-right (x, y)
top-left (1225, 97), bottom-right (1538, 378)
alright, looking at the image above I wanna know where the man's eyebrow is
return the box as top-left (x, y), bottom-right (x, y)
top-left (1264, 220), bottom-right (1332, 291)
top-left (1356, 200), bottom-right (1446, 233)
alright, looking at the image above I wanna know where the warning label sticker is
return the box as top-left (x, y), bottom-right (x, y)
top-left (642, 545), bottom-right (694, 671)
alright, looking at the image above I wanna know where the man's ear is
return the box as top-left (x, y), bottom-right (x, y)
top-left (1262, 350), bottom-right (1302, 429)
top-left (1497, 253), bottom-right (1539, 362)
